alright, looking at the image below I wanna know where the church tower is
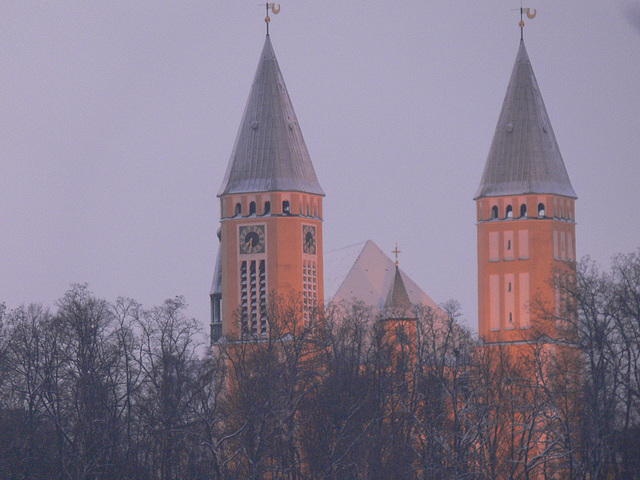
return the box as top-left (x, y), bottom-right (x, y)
top-left (211, 34), bottom-right (324, 342)
top-left (475, 38), bottom-right (577, 344)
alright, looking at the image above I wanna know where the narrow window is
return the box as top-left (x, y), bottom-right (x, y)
top-left (491, 205), bottom-right (499, 219)
top-left (235, 203), bottom-right (242, 216)
top-left (282, 200), bottom-right (290, 215)
top-left (538, 203), bottom-right (546, 217)
top-left (520, 204), bottom-right (527, 218)
top-left (504, 231), bottom-right (515, 260)
top-left (249, 201), bottom-right (256, 215)
top-left (263, 201), bottom-right (271, 215)
top-left (506, 205), bottom-right (513, 219)
top-left (508, 282), bottom-right (512, 292)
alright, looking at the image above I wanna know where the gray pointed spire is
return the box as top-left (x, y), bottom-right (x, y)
top-left (383, 265), bottom-right (413, 315)
top-left (475, 40), bottom-right (576, 199)
top-left (218, 36), bottom-right (324, 197)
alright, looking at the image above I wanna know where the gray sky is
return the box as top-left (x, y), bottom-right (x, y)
top-left (2, 1), bottom-right (639, 333)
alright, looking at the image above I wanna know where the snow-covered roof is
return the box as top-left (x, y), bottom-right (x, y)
top-left (218, 35), bottom-right (324, 197)
top-left (324, 240), bottom-right (439, 311)
top-left (475, 40), bottom-right (576, 199)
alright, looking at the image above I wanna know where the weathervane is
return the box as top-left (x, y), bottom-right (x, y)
top-left (392, 243), bottom-right (401, 266)
top-left (262, 3), bottom-right (281, 35)
top-left (517, 0), bottom-right (537, 39)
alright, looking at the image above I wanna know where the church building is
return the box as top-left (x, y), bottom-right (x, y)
top-left (210, 30), bottom-right (436, 344)
top-left (211, 33), bottom-right (324, 342)
top-left (211, 18), bottom-right (576, 347)
top-left (475, 35), bottom-right (577, 345)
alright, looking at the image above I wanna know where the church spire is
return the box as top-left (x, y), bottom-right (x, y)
top-left (383, 265), bottom-right (413, 314)
top-left (475, 40), bottom-right (576, 200)
top-left (382, 247), bottom-right (413, 319)
top-left (218, 35), bottom-right (324, 197)
top-left (214, 33), bottom-right (325, 343)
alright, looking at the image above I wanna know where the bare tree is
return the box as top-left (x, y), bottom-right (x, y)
top-left (0, 304), bottom-right (58, 479)
top-left (136, 296), bottom-right (203, 480)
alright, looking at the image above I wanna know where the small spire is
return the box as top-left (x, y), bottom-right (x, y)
top-left (383, 261), bottom-right (413, 316)
top-left (392, 243), bottom-right (401, 266)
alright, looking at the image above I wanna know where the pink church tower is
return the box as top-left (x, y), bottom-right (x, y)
top-left (211, 34), bottom-right (324, 343)
top-left (475, 38), bottom-right (577, 345)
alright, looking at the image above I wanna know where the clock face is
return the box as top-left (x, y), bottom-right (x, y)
top-left (239, 225), bottom-right (266, 254)
top-left (303, 225), bottom-right (316, 255)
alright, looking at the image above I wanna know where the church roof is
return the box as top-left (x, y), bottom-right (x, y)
top-left (475, 40), bottom-right (576, 199)
top-left (218, 35), bottom-right (324, 197)
top-left (324, 240), bottom-right (439, 311)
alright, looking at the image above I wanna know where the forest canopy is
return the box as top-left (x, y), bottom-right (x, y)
top-left (0, 249), bottom-right (639, 480)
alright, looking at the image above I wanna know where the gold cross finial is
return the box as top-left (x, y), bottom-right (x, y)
top-left (392, 243), bottom-right (401, 266)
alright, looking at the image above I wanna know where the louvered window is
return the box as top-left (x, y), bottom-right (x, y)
top-left (240, 259), bottom-right (268, 336)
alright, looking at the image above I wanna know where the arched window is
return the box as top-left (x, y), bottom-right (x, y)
top-left (491, 205), bottom-right (499, 219)
top-left (282, 200), bottom-right (290, 215)
top-left (249, 202), bottom-right (256, 215)
top-left (538, 203), bottom-right (546, 217)
top-left (235, 203), bottom-right (242, 216)
top-left (263, 201), bottom-right (271, 215)
top-left (520, 204), bottom-right (527, 218)
top-left (506, 205), bottom-right (513, 219)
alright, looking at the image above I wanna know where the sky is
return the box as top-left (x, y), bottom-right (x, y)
top-left (2, 1), bottom-right (639, 334)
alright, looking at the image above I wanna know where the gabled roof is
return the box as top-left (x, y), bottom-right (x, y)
top-left (475, 40), bottom-right (576, 199)
top-left (324, 240), bottom-right (439, 311)
top-left (218, 35), bottom-right (324, 197)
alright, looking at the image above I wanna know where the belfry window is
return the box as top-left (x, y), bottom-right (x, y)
top-left (491, 205), bottom-right (499, 219)
top-left (235, 203), bottom-right (242, 216)
top-left (538, 203), bottom-right (546, 217)
top-left (303, 260), bottom-right (318, 326)
top-left (282, 201), bottom-right (291, 215)
top-left (240, 259), bottom-right (267, 337)
top-left (520, 204), bottom-right (527, 218)
top-left (506, 205), bottom-right (513, 219)
top-left (263, 201), bottom-right (271, 215)
top-left (249, 201), bottom-right (256, 215)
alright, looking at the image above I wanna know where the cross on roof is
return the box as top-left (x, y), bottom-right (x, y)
top-left (392, 243), bottom-right (401, 266)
